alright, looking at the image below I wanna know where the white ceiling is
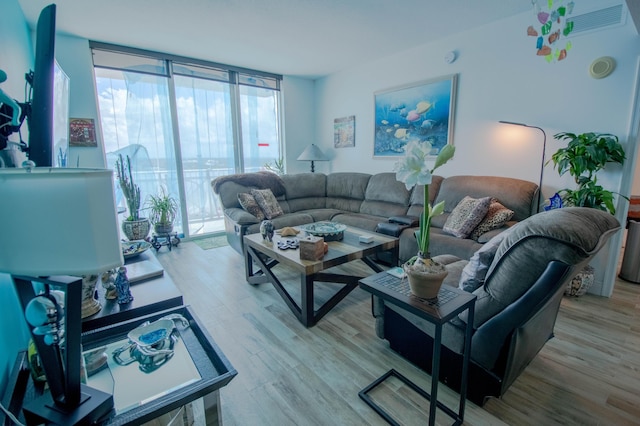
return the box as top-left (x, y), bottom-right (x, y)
top-left (18, 0), bottom-right (537, 79)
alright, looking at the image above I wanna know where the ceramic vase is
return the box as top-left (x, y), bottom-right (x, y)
top-left (403, 257), bottom-right (448, 300)
top-left (122, 218), bottom-right (150, 241)
top-left (81, 274), bottom-right (101, 318)
top-left (154, 222), bottom-right (174, 235)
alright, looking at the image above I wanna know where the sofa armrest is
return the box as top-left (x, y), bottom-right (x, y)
top-left (389, 215), bottom-right (420, 227)
top-left (224, 207), bottom-right (261, 226)
top-left (376, 222), bottom-right (410, 237)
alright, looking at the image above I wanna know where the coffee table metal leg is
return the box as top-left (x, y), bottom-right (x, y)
top-left (301, 274), bottom-right (314, 327)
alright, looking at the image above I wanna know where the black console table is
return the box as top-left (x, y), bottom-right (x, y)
top-left (82, 250), bottom-right (183, 332)
top-left (1, 306), bottom-right (237, 425)
top-left (359, 272), bottom-right (476, 426)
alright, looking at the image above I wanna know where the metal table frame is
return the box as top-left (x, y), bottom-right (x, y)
top-left (358, 272), bottom-right (476, 426)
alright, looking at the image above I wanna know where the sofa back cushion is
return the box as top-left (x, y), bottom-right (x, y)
top-left (406, 175), bottom-right (445, 217)
top-left (326, 173), bottom-right (371, 213)
top-left (360, 173), bottom-right (411, 217)
top-left (433, 175), bottom-right (538, 221)
top-left (281, 173), bottom-right (327, 212)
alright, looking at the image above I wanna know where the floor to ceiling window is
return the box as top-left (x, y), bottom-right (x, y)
top-left (91, 43), bottom-right (283, 238)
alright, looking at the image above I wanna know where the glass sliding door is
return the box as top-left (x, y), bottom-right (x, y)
top-left (95, 67), bottom-right (183, 235)
top-left (239, 80), bottom-right (281, 173)
top-left (173, 72), bottom-right (235, 235)
top-left (91, 42), bottom-right (283, 239)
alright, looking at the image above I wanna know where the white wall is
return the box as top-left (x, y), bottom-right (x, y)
top-left (281, 76), bottom-right (316, 174)
top-left (56, 35), bottom-right (106, 168)
top-left (0, 0), bottom-right (35, 392)
top-left (314, 7), bottom-right (640, 295)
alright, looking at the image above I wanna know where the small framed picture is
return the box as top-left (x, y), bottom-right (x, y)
top-left (334, 115), bottom-right (355, 148)
top-left (69, 118), bottom-right (97, 147)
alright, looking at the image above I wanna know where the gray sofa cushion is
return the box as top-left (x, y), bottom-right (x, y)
top-left (282, 173), bottom-right (327, 212)
top-left (360, 172), bottom-right (411, 217)
top-left (326, 173), bottom-right (371, 212)
top-left (434, 175), bottom-right (538, 221)
top-left (332, 212), bottom-right (388, 232)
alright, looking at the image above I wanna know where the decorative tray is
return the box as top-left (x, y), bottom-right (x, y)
top-left (121, 240), bottom-right (151, 259)
top-left (299, 221), bottom-right (347, 241)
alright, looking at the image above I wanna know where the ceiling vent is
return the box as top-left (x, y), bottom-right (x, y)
top-left (567, 4), bottom-right (626, 35)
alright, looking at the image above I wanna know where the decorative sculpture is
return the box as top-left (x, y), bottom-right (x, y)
top-left (114, 266), bottom-right (134, 304)
top-left (260, 220), bottom-right (275, 242)
top-left (101, 269), bottom-right (118, 300)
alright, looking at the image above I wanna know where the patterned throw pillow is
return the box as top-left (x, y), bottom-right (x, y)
top-left (458, 229), bottom-right (511, 292)
top-left (238, 193), bottom-right (265, 220)
top-left (469, 199), bottom-right (515, 241)
top-left (250, 188), bottom-right (284, 219)
top-left (443, 196), bottom-right (492, 238)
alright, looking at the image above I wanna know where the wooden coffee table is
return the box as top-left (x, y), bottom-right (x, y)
top-left (243, 225), bottom-right (398, 327)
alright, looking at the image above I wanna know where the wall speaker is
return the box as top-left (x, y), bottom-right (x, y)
top-left (589, 56), bottom-right (616, 79)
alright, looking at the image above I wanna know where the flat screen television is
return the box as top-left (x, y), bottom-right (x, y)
top-left (27, 3), bottom-right (70, 168)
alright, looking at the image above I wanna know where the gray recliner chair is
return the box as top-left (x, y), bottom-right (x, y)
top-left (372, 207), bottom-right (621, 405)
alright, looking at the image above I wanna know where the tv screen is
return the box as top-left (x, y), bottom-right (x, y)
top-left (28, 3), bottom-right (66, 168)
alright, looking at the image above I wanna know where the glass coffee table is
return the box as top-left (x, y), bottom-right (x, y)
top-left (243, 224), bottom-right (398, 327)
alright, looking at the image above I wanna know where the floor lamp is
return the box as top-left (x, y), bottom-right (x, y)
top-left (499, 121), bottom-right (547, 212)
top-left (0, 167), bottom-right (123, 425)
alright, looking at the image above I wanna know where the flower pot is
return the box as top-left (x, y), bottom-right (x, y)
top-left (403, 258), bottom-right (449, 299)
top-left (565, 265), bottom-right (594, 296)
top-left (122, 218), bottom-right (150, 241)
top-left (154, 222), bottom-right (174, 235)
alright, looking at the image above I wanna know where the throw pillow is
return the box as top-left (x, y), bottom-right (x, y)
top-left (250, 188), bottom-right (284, 220)
top-left (469, 199), bottom-right (515, 241)
top-left (443, 196), bottom-right (492, 238)
top-left (458, 230), bottom-right (510, 292)
top-left (238, 193), bottom-right (265, 220)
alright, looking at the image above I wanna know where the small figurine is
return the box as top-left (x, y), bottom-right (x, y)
top-left (260, 220), bottom-right (275, 242)
top-left (114, 266), bottom-right (134, 305)
top-left (101, 269), bottom-right (118, 300)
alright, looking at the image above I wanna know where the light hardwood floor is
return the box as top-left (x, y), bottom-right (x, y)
top-left (154, 242), bottom-right (640, 425)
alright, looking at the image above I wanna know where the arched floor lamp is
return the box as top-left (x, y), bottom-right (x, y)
top-left (499, 121), bottom-right (547, 212)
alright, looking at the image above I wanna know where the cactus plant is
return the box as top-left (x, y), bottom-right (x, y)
top-left (115, 154), bottom-right (142, 221)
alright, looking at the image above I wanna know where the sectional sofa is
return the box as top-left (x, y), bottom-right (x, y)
top-left (212, 171), bottom-right (539, 263)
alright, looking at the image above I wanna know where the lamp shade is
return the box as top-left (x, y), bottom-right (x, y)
top-left (0, 168), bottom-right (124, 276)
top-left (297, 144), bottom-right (328, 161)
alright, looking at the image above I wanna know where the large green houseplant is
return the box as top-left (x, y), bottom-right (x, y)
top-left (394, 140), bottom-right (455, 298)
top-left (116, 153), bottom-right (150, 240)
top-left (549, 132), bottom-right (626, 215)
top-left (549, 132), bottom-right (626, 297)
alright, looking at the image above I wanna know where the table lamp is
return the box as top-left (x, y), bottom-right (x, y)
top-left (0, 167), bottom-right (123, 425)
top-left (297, 144), bottom-right (328, 172)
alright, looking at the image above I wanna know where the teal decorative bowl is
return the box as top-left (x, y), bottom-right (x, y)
top-left (300, 221), bottom-right (347, 241)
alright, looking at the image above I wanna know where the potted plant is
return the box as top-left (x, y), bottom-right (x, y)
top-left (549, 132), bottom-right (627, 214)
top-left (394, 141), bottom-right (455, 299)
top-left (116, 153), bottom-right (150, 240)
top-left (264, 156), bottom-right (285, 175)
top-left (146, 188), bottom-right (179, 235)
top-left (548, 131), bottom-right (627, 296)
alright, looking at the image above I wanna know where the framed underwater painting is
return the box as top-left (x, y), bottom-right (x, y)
top-left (373, 74), bottom-right (457, 158)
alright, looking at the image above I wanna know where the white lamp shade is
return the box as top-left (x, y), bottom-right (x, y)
top-left (297, 144), bottom-right (328, 161)
top-left (0, 168), bottom-right (124, 276)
